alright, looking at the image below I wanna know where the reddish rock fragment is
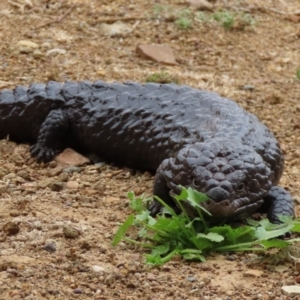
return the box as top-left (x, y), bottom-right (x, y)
top-left (136, 44), bottom-right (177, 65)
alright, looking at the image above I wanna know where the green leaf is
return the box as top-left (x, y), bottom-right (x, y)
top-left (291, 222), bottom-right (300, 233)
top-left (112, 214), bottom-right (135, 246)
top-left (197, 232), bottom-right (224, 242)
top-left (189, 236), bottom-right (213, 251)
top-left (255, 224), bottom-right (293, 240)
top-left (151, 244), bottom-right (170, 256)
top-left (259, 239), bottom-right (289, 249)
top-left (182, 252), bottom-right (206, 262)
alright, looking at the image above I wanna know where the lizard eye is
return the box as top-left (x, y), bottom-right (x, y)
top-left (237, 183), bottom-right (245, 191)
top-left (193, 178), bottom-right (200, 188)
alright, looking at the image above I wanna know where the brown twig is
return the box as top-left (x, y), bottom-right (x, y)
top-left (36, 4), bottom-right (76, 29)
top-left (96, 16), bottom-right (146, 24)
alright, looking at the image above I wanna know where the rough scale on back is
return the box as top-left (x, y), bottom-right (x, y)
top-left (0, 80), bottom-right (294, 223)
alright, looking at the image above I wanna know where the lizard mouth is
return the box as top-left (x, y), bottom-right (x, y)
top-left (199, 198), bottom-right (264, 219)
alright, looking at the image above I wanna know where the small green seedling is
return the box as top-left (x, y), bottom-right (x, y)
top-left (175, 9), bottom-right (193, 30)
top-left (296, 68), bottom-right (300, 80)
top-left (212, 11), bottom-right (236, 29)
top-left (146, 71), bottom-right (179, 84)
top-left (113, 187), bottom-right (300, 266)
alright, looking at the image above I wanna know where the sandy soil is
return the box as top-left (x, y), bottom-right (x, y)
top-left (0, 0), bottom-right (300, 299)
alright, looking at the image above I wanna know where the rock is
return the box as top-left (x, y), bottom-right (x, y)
top-left (186, 0), bottom-right (213, 11)
top-left (3, 221), bottom-right (20, 235)
top-left (92, 265), bottom-right (105, 273)
top-left (274, 265), bottom-right (289, 273)
top-left (63, 166), bottom-right (82, 173)
top-left (99, 21), bottom-right (132, 37)
top-left (55, 148), bottom-right (90, 166)
top-left (50, 181), bottom-right (64, 191)
top-left (243, 269), bottom-right (264, 277)
top-left (47, 166), bottom-right (63, 177)
top-left (63, 225), bottom-right (80, 239)
top-left (44, 241), bottom-right (57, 253)
top-left (146, 273), bottom-right (156, 281)
top-left (66, 181), bottom-right (79, 189)
top-left (0, 184), bottom-right (7, 194)
top-left (281, 285), bottom-right (300, 295)
top-left (73, 288), bottom-right (83, 294)
top-left (136, 44), bottom-right (177, 65)
top-left (16, 40), bottom-right (39, 53)
top-left (46, 48), bottom-right (67, 57)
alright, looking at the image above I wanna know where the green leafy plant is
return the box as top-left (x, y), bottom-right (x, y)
top-left (146, 71), bottom-right (179, 84)
top-left (212, 11), bottom-right (236, 29)
top-left (296, 68), bottom-right (300, 79)
top-left (175, 9), bottom-right (193, 30)
top-left (113, 187), bottom-right (300, 266)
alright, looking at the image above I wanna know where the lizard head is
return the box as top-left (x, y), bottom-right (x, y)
top-left (164, 140), bottom-right (273, 219)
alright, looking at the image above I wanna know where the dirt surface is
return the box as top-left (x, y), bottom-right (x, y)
top-left (0, 0), bottom-right (300, 299)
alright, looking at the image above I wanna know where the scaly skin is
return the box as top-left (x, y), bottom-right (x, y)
top-left (0, 81), bottom-right (294, 223)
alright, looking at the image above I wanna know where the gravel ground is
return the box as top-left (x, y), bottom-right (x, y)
top-left (0, 0), bottom-right (300, 299)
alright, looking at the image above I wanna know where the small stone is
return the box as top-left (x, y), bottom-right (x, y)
top-left (47, 166), bottom-right (63, 177)
top-left (33, 221), bottom-right (42, 230)
top-left (66, 181), bottom-right (79, 189)
top-left (0, 184), bottom-right (7, 194)
top-left (281, 285), bottom-right (300, 295)
top-left (63, 225), bottom-right (80, 239)
top-left (51, 181), bottom-right (64, 191)
top-left (187, 276), bottom-right (196, 282)
top-left (146, 273), bottom-right (156, 281)
top-left (33, 49), bottom-right (43, 58)
top-left (63, 166), bottom-right (82, 173)
top-left (136, 44), bottom-right (177, 65)
top-left (186, 0), bottom-right (213, 11)
top-left (16, 170), bottom-right (30, 180)
top-left (9, 210), bottom-right (20, 217)
top-left (16, 40), bottom-right (39, 53)
top-left (274, 265), bottom-right (289, 273)
top-left (240, 84), bottom-right (255, 91)
top-left (243, 269), bottom-right (264, 277)
top-left (3, 221), bottom-right (20, 235)
top-left (92, 265), bottom-right (105, 273)
top-left (55, 148), bottom-right (90, 166)
top-left (46, 48), bottom-right (67, 56)
top-left (73, 288), bottom-right (83, 294)
top-left (99, 21), bottom-right (132, 37)
top-left (44, 241), bottom-right (57, 253)
top-left (295, 261), bottom-right (300, 272)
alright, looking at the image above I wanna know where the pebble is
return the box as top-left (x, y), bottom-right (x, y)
top-left (0, 184), bottom-right (7, 193)
top-left (99, 21), bottom-right (132, 37)
top-left (55, 148), bottom-right (90, 166)
top-left (186, 0), bottom-right (213, 11)
top-left (46, 48), bottom-right (67, 56)
top-left (51, 181), bottom-right (64, 192)
top-left (73, 288), bottom-right (83, 294)
top-left (47, 166), bottom-right (63, 177)
top-left (243, 269), bottom-right (264, 277)
top-left (3, 221), bottom-right (20, 235)
top-left (63, 166), bottom-right (82, 173)
top-left (63, 225), bottom-right (80, 239)
top-left (187, 276), bottom-right (196, 282)
top-left (274, 265), bottom-right (289, 273)
top-left (136, 44), bottom-right (177, 65)
top-left (281, 285), bottom-right (300, 295)
top-left (16, 40), bottom-right (39, 53)
top-left (92, 265), bottom-right (105, 273)
top-left (66, 181), bottom-right (79, 189)
top-left (44, 241), bottom-right (57, 253)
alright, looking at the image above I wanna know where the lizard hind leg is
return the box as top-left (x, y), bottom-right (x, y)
top-left (30, 109), bottom-right (69, 163)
